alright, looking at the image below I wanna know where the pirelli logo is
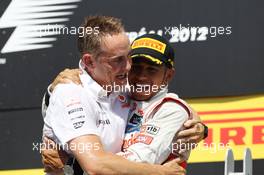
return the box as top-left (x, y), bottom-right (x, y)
top-left (132, 38), bottom-right (166, 54)
top-left (186, 94), bottom-right (264, 163)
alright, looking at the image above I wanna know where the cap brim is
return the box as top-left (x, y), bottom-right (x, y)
top-left (131, 54), bottom-right (163, 65)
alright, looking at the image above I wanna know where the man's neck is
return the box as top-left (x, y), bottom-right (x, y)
top-left (88, 72), bottom-right (113, 96)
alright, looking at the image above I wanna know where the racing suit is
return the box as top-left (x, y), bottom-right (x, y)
top-left (118, 88), bottom-right (192, 167)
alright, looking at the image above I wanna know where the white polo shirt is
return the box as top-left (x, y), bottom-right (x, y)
top-left (43, 68), bottom-right (130, 153)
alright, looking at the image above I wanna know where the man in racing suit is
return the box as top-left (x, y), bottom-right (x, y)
top-left (42, 33), bottom-right (206, 174)
top-left (116, 34), bottom-right (193, 166)
top-left (118, 90), bottom-right (191, 166)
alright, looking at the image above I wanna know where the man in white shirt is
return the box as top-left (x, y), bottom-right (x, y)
top-left (42, 15), bottom-right (186, 175)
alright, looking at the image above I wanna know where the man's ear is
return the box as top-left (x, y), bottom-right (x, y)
top-left (165, 67), bottom-right (175, 82)
top-left (82, 53), bottom-right (95, 72)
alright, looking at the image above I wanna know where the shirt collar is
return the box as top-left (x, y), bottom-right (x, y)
top-left (130, 85), bottom-right (169, 110)
top-left (79, 60), bottom-right (108, 101)
top-left (149, 86), bottom-right (169, 101)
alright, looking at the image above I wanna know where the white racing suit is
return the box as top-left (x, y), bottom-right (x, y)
top-left (118, 87), bottom-right (192, 168)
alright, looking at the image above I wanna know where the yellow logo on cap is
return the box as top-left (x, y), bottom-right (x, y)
top-left (132, 38), bottom-right (166, 54)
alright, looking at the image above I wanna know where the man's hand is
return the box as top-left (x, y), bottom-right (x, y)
top-left (176, 107), bottom-right (205, 149)
top-left (50, 68), bottom-right (82, 92)
top-left (41, 137), bottom-right (68, 174)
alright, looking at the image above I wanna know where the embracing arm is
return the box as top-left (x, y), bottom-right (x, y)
top-left (41, 68), bottom-right (81, 118)
top-left (176, 106), bottom-right (208, 147)
top-left (69, 134), bottom-right (184, 175)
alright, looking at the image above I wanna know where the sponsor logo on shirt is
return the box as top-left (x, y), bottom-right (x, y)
top-left (73, 121), bottom-right (85, 129)
top-left (126, 113), bottom-right (142, 133)
top-left (135, 134), bottom-right (153, 145)
top-left (68, 107), bottom-right (83, 115)
top-left (122, 133), bottom-right (139, 149)
top-left (70, 115), bottom-right (85, 121)
top-left (122, 133), bottom-right (154, 149)
top-left (141, 125), bottom-right (160, 135)
top-left (98, 119), bottom-right (111, 125)
top-left (129, 113), bottom-right (142, 125)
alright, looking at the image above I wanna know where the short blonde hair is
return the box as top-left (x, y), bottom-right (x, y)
top-left (77, 15), bottom-right (125, 57)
